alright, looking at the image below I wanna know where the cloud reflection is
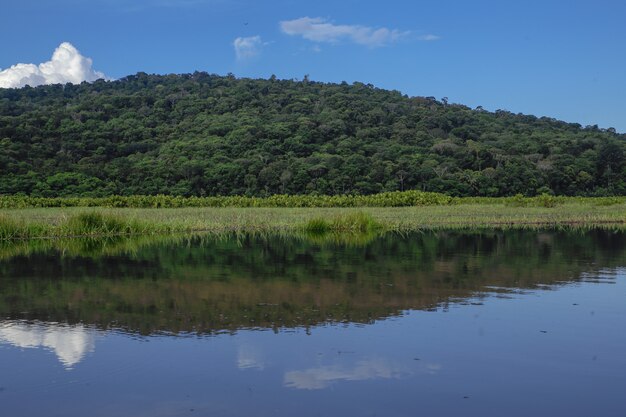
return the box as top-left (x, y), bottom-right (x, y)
top-left (284, 359), bottom-right (409, 390)
top-left (237, 344), bottom-right (266, 370)
top-left (0, 321), bottom-right (96, 369)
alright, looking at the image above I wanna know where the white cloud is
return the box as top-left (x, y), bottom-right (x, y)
top-left (0, 42), bottom-right (107, 89)
top-left (233, 35), bottom-right (263, 60)
top-left (417, 34), bottom-right (440, 41)
top-left (280, 17), bottom-right (410, 48)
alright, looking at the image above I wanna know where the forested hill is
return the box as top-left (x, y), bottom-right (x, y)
top-left (1, 72), bottom-right (624, 197)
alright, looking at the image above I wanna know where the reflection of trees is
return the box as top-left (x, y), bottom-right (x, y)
top-left (0, 230), bottom-right (624, 335)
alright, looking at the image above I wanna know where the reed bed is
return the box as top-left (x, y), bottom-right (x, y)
top-left (1, 202), bottom-right (625, 241)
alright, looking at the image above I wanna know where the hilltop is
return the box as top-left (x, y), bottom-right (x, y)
top-left (1, 72), bottom-right (624, 197)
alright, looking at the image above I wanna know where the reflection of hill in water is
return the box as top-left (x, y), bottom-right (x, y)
top-left (0, 230), bottom-right (624, 335)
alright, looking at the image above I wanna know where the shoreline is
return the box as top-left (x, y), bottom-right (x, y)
top-left (2, 203), bottom-right (626, 240)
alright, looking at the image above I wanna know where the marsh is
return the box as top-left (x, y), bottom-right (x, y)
top-left (0, 230), bottom-right (625, 416)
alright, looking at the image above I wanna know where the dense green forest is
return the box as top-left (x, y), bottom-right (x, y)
top-left (1, 72), bottom-right (624, 197)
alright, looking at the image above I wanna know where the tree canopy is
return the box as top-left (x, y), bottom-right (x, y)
top-left (1, 72), bottom-right (624, 197)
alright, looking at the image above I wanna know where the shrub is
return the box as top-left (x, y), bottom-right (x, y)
top-left (0, 190), bottom-right (457, 209)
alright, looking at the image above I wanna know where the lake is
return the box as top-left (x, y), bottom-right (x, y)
top-left (0, 230), bottom-right (625, 417)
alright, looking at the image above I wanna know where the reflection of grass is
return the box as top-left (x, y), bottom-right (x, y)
top-left (300, 230), bottom-right (381, 247)
top-left (1, 202), bottom-right (625, 241)
top-left (0, 230), bottom-right (382, 260)
top-left (0, 234), bottom-right (173, 259)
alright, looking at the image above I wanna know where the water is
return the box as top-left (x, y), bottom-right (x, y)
top-left (0, 230), bottom-right (625, 416)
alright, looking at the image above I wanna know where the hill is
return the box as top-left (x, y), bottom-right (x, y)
top-left (0, 72), bottom-right (624, 197)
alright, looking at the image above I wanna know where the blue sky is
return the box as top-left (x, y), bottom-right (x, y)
top-left (1, 0), bottom-right (625, 132)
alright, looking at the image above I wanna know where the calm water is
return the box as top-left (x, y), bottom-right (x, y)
top-left (0, 230), bottom-right (625, 417)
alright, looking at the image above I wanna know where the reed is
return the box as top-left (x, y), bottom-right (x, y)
top-left (0, 202), bottom-right (625, 241)
top-left (0, 215), bottom-right (29, 240)
top-left (302, 212), bottom-right (384, 234)
top-left (0, 215), bottom-right (49, 240)
top-left (60, 212), bottom-right (145, 236)
top-left (302, 218), bottom-right (331, 234)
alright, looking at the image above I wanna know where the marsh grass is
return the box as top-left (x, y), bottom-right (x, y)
top-left (505, 193), bottom-right (560, 208)
top-left (0, 211), bottom-right (176, 240)
top-left (303, 218), bottom-right (331, 234)
top-left (0, 215), bottom-right (27, 240)
top-left (61, 212), bottom-right (145, 236)
top-left (302, 212), bottom-right (384, 243)
top-left (332, 212), bottom-right (384, 232)
top-left (0, 215), bottom-right (49, 240)
top-left (0, 202), bottom-right (625, 241)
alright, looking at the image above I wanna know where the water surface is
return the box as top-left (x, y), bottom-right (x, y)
top-left (1, 230), bottom-right (625, 416)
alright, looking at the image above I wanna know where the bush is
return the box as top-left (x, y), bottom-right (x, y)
top-left (0, 191), bottom-right (456, 209)
top-left (536, 193), bottom-right (559, 208)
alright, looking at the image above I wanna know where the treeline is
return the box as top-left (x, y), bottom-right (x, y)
top-left (1, 72), bottom-right (624, 197)
top-left (1, 191), bottom-right (624, 209)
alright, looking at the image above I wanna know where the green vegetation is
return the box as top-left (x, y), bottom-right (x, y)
top-left (1, 198), bottom-right (625, 241)
top-left (0, 190), bottom-right (455, 208)
top-left (0, 215), bottom-right (28, 240)
top-left (302, 212), bottom-right (383, 234)
top-left (1, 191), bottom-right (624, 241)
top-left (1, 73), bottom-right (624, 198)
top-left (61, 212), bottom-right (146, 236)
top-left (0, 211), bottom-right (176, 239)
top-left (0, 192), bottom-right (624, 209)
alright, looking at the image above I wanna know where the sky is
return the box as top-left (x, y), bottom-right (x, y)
top-left (1, 0), bottom-right (625, 132)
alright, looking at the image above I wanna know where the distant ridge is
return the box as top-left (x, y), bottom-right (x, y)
top-left (1, 72), bottom-right (624, 197)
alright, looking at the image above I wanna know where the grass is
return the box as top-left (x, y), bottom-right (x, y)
top-left (61, 212), bottom-right (147, 236)
top-left (0, 211), bottom-right (167, 240)
top-left (0, 214), bottom-right (48, 240)
top-left (1, 199), bottom-right (625, 241)
top-left (302, 212), bottom-right (384, 234)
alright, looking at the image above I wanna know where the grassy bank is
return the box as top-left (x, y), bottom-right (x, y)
top-left (1, 200), bottom-right (626, 240)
